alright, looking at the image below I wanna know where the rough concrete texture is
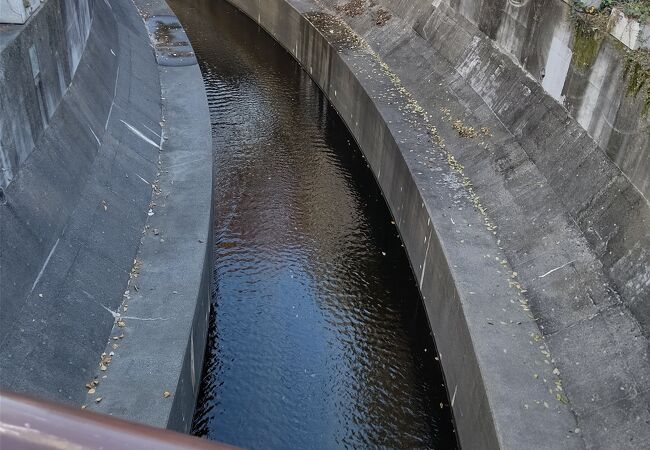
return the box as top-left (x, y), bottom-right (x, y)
top-left (0, 0), bottom-right (212, 431)
top-left (224, 0), bottom-right (650, 448)
top-left (86, 0), bottom-right (212, 432)
top-left (444, 0), bottom-right (650, 201)
top-left (0, 0), bottom-right (91, 188)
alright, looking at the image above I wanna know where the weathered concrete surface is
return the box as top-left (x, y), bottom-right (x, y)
top-left (0, 0), bottom-right (212, 431)
top-left (86, 0), bottom-right (212, 432)
top-left (443, 0), bottom-right (650, 201)
top-left (223, 0), bottom-right (650, 448)
top-left (0, 0), bottom-right (124, 401)
top-left (0, 0), bottom-right (91, 188)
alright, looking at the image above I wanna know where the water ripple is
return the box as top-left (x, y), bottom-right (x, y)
top-left (169, 0), bottom-right (457, 448)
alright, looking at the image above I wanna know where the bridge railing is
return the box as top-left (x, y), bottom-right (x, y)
top-left (0, 391), bottom-right (237, 450)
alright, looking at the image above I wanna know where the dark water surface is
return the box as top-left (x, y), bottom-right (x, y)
top-left (169, 1), bottom-right (457, 448)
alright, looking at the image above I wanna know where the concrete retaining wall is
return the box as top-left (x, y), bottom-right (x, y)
top-left (224, 0), bottom-right (650, 448)
top-left (0, 0), bottom-right (91, 188)
top-left (442, 0), bottom-right (650, 201)
top-left (2, 0), bottom-right (647, 443)
top-left (350, 0), bottom-right (650, 202)
top-left (0, 0), bottom-right (212, 431)
top-left (87, 0), bottom-right (213, 432)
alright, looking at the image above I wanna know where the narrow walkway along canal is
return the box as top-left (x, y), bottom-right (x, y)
top-left (170, 1), bottom-right (457, 448)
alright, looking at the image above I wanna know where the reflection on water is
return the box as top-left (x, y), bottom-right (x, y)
top-left (169, 0), bottom-right (457, 448)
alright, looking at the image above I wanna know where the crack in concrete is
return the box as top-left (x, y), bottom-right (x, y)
top-left (538, 260), bottom-right (576, 278)
top-left (100, 304), bottom-right (169, 322)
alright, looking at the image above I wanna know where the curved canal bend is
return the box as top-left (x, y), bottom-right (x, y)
top-left (170, 0), bottom-right (457, 448)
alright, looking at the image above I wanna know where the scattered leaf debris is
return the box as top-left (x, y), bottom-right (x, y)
top-left (452, 119), bottom-right (478, 138)
top-left (480, 126), bottom-right (492, 137)
top-left (375, 8), bottom-right (392, 26)
top-left (335, 0), bottom-right (365, 17)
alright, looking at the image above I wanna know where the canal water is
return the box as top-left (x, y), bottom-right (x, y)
top-left (169, 0), bottom-right (457, 448)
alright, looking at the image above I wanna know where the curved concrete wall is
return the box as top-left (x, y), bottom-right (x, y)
top-left (86, 0), bottom-right (213, 432)
top-left (0, 0), bottom-right (91, 188)
top-left (224, 0), bottom-right (650, 448)
top-left (0, 0), bottom-right (212, 431)
top-left (442, 0), bottom-right (650, 200)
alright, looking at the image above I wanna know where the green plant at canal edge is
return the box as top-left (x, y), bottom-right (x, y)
top-left (624, 48), bottom-right (650, 114)
top-left (571, 1), bottom-right (650, 115)
top-left (572, 26), bottom-right (604, 68)
top-left (601, 0), bottom-right (650, 21)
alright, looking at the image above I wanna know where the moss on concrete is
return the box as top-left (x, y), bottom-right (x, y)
top-left (624, 48), bottom-right (650, 114)
top-left (571, 27), bottom-right (603, 68)
top-left (572, 0), bottom-right (650, 114)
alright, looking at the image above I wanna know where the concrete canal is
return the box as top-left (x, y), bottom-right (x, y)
top-left (169, 0), bottom-right (457, 448)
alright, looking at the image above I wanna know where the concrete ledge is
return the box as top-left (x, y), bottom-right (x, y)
top-left (0, 0), bottom-right (42, 24)
top-left (0, 0), bottom-right (213, 431)
top-left (223, 0), bottom-right (649, 448)
top-left (86, 0), bottom-right (212, 432)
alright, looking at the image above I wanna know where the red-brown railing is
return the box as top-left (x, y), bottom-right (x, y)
top-left (0, 391), bottom-right (238, 449)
